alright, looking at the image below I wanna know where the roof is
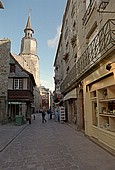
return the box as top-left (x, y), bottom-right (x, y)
top-left (10, 53), bottom-right (36, 86)
top-left (0, 1), bottom-right (4, 9)
top-left (24, 15), bottom-right (34, 33)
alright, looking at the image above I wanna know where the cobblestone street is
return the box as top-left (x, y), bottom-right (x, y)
top-left (0, 114), bottom-right (115, 170)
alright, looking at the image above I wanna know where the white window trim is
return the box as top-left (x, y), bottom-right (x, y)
top-left (14, 79), bottom-right (23, 90)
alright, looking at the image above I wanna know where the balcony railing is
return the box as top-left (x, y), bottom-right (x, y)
top-left (60, 19), bottom-right (115, 94)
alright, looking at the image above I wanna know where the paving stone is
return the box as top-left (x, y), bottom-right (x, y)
top-left (0, 114), bottom-right (115, 170)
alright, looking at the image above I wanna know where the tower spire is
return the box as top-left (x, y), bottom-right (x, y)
top-left (20, 14), bottom-right (37, 56)
top-left (24, 13), bottom-right (34, 37)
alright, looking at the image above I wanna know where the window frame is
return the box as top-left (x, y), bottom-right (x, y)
top-left (14, 79), bottom-right (23, 90)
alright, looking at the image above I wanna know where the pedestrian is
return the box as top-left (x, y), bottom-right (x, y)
top-left (50, 111), bottom-right (52, 119)
top-left (42, 107), bottom-right (47, 123)
top-left (47, 108), bottom-right (52, 119)
top-left (47, 109), bottom-right (50, 119)
top-left (26, 114), bottom-right (31, 124)
top-left (55, 107), bottom-right (60, 122)
top-left (33, 114), bottom-right (35, 120)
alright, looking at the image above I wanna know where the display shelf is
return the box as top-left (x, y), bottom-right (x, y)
top-left (107, 86), bottom-right (115, 98)
top-left (90, 85), bottom-right (115, 132)
top-left (98, 88), bottom-right (108, 100)
top-left (98, 86), bottom-right (115, 100)
top-left (99, 114), bottom-right (115, 117)
top-left (109, 117), bottom-right (115, 132)
top-left (90, 90), bottom-right (97, 98)
top-left (99, 114), bottom-right (115, 132)
top-left (90, 97), bottom-right (97, 101)
top-left (98, 85), bottom-right (115, 132)
top-left (99, 115), bottom-right (109, 129)
top-left (99, 101), bottom-right (115, 115)
top-left (99, 98), bottom-right (115, 102)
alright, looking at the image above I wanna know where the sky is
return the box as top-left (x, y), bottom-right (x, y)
top-left (0, 0), bottom-right (67, 92)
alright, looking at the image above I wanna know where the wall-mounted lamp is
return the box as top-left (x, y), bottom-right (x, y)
top-left (106, 62), bottom-right (115, 71)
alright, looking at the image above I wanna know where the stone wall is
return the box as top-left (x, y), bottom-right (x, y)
top-left (0, 39), bottom-right (11, 122)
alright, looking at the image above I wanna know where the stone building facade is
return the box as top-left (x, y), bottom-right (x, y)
top-left (54, 0), bottom-right (115, 153)
top-left (8, 54), bottom-right (36, 121)
top-left (0, 39), bottom-right (11, 123)
top-left (0, 39), bottom-right (36, 123)
top-left (39, 85), bottom-right (53, 111)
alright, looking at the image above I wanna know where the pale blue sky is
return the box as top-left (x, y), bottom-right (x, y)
top-left (0, 0), bottom-right (67, 91)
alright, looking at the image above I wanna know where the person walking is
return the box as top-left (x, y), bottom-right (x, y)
top-left (47, 108), bottom-right (52, 119)
top-left (55, 107), bottom-right (60, 122)
top-left (26, 113), bottom-right (31, 124)
top-left (33, 114), bottom-right (35, 120)
top-left (50, 109), bottom-right (52, 119)
top-left (42, 107), bottom-right (47, 123)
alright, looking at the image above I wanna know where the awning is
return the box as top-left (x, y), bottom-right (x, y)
top-left (64, 88), bottom-right (76, 101)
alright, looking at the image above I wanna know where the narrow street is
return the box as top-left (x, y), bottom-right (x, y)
top-left (0, 114), bottom-right (115, 170)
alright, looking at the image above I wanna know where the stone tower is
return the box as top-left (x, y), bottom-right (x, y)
top-left (19, 15), bottom-right (40, 87)
top-left (14, 15), bottom-right (41, 112)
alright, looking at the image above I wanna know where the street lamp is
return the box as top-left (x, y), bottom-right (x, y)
top-left (0, 1), bottom-right (4, 9)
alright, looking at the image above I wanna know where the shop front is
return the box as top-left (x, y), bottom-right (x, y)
top-left (8, 102), bottom-right (27, 122)
top-left (84, 55), bottom-right (115, 152)
top-left (64, 88), bottom-right (77, 124)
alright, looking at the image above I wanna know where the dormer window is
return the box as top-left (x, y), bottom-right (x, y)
top-left (10, 64), bottom-right (15, 73)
